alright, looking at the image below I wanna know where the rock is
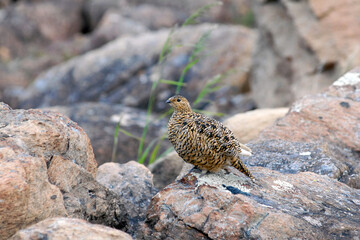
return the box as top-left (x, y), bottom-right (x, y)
top-left (141, 167), bottom-right (360, 239)
top-left (0, 106), bottom-right (96, 239)
top-left (140, 68), bottom-right (360, 239)
top-left (88, 9), bottom-right (149, 50)
top-left (148, 151), bottom-right (185, 190)
top-left (0, 0), bottom-right (89, 107)
top-left (247, 140), bottom-right (360, 188)
top-left (83, 0), bottom-right (128, 31)
top-left (224, 108), bottom-right (289, 143)
top-left (45, 102), bottom-right (169, 165)
top-left (48, 156), bottom-right (129, 232)
top-left (122, 4), bottom-right (178, 30)
top-left (16, 24), bottom-right (256, 115)
top-left (250, 0), bottom-right (360, 108)
top-left (97, 161), bottom-right (158, 237)
top-left (250, 67), bottom-right (360, 189)
top-left (130, 0), bottom-right (252, 24)
top-left (9, 217), bottom-right (133, 240)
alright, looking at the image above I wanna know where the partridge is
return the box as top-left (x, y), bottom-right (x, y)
top-left (166, 95), bottom-right (255, 180)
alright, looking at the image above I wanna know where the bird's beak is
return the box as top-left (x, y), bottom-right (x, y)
top-left (166, 99), bottom-right (171, 104)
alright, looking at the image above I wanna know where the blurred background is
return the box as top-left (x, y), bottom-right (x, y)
top-left (0, 0), bottom-right (359, 165)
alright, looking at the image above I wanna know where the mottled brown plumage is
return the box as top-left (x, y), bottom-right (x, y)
top-left (166, 95), bottom-right (255, 180)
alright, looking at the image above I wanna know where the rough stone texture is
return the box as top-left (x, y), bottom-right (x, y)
top-left (141, 168), bottom-right (360, 239)
top-left (16, 24), bottom-right (256, 114)
top-left (253, 67), bottom-right (360, 188)
top-left (224, 108), bottom-right (289, 143)
top-left (45, 102), bottom-right (169, 165)
top-left (97, 161), bottom-right (158, 237)
top-left (250, 0), bottom-right (360, 108)
top-left (247, 140), bottom-right (360, 189)
top-left (0, 107), bottom-right (96, 239)
top-left (9, 217), bottom-right (133, 240)
top-left (47, 156), bottom-right (129, 232)
top-left (260, 67), bottom-right (360, 150)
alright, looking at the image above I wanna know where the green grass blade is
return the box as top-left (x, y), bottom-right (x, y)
top-left (111, 121), bottom-right (121, 162)
top-left (159, 79), bottom-right (187, 86)
top-left (138, 138), bottom-right (158, 164)
top-left (182, 2), bottom-right (222, 27)
top-left (119, 128), bottom-right (141, 141)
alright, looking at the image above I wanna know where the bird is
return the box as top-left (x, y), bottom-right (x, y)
top-left (166, 95), bottom-right (255, 181)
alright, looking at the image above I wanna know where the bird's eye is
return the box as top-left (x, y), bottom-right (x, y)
top-left (177, 98), bottom-right (181, 102)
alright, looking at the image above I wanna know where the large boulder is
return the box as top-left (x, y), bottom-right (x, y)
top-left (9, 217), bottom-right (132, 240)
top-left (250, 0), bottom-right (360, 108)
top-left (0, 104), bottom-right (96, 239)
top-left (140, 68), bottom-right (360, 239)
top-left (97, 161), bottom-right (158, 238)
top-left (141, 168), bottom-right (360, 239)
top-left (16, 24), bottom-right (256, 114)
top-left (251, 67), bottom-right (360, 188)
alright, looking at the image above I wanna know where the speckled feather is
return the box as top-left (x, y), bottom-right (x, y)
top-left (167, 95), bottom-right (254, 180)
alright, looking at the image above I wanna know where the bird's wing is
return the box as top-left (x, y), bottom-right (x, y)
top-left (193, 113), bottom-right (252, 156)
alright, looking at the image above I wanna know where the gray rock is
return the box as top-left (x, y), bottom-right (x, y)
top-left (247, 140), bottom-right (359, 188)
top-left (97, 161), bottom-right (158, 238)
top-left (17, 24), bottom-right (256, 114)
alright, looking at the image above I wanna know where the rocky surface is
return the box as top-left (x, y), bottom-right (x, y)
top-left (16, 24), bottom-right (255, 114)
top-left (0, 103), bottom-right (157, 239)
top-left (0, 103), bottom-right (96, 239)
top-left (141, 167), bottom-right (360, 239)
top-left (97, 161), bottom-right (158, 238)
top-left (141, 68), bottom-right (360, 239)
top-left (250, 0), bottom-right (360, 108)
top-left (251, 67), bottom-right (360, 188)
top-left (9, 217), bottom-right (133, 240)
top-left (45, 102), bottom-right (169, 165)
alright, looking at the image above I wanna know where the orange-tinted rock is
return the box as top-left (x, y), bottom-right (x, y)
top-left (261, 67), bottom-right (360, 151)
top-left (141, 168), bottom-right (360, 239)
top-left (251, 0), bottom-right (360, 108)
top-left (9, 217), bottom-right (133, 240)
top-left (0, 106), bottom-right (97, 239)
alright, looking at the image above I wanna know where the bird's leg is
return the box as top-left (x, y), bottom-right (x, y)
top-left (199, 169), bottom-right (209, 178)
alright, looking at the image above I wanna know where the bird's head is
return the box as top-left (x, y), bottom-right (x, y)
top-left (166, 95), bottom-right (192, 113)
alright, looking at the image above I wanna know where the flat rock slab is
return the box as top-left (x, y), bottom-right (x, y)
top-left (9, 217), bottom-right (132, 240)
top-left (141, 168), bottom-right (360, 239)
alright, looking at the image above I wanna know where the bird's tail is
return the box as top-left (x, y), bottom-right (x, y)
top-left (231, 156), bottom-right (255, 181)
top-left (239, 143), bottom-right (252, 156)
